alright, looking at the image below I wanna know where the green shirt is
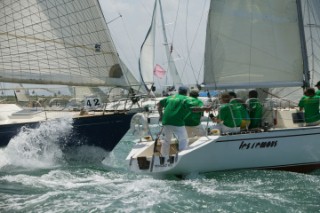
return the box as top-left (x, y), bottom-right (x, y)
top-left (159, 94), bottom-right (191, 126)
top-left (247, 98), bottom-right (263, 128)
top-left (218, 103), bottom-right (242, 128)
top-left (316, 90), bottom-right (320, 96)
top-left (230, 98), bottom-right (250, 122)
top-left (184, 97), bottom-right (204, 126)
top-left (298, 95), bottom-right (320, 123)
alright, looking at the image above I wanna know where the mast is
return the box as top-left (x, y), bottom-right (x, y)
top-left (158, 0), bottom-right (182, 87)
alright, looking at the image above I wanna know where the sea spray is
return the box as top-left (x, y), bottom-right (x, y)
top-left (0, 117), bottom-right (73, 169)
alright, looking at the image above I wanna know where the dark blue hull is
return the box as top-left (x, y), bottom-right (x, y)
top-left (0, 112), bottom-right (135, 152)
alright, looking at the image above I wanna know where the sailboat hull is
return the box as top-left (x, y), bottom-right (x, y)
top-left (0, 110), bottom-right (135, 152)
top-left (126, 126), bottom-right (320, 175)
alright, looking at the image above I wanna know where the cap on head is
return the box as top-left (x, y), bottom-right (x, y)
top-left (315, 81), bottom-right (320, 87)
top-left (190, 89), bottom-right (199, 98)
top-left (178, 86), bottom-right (188, 95)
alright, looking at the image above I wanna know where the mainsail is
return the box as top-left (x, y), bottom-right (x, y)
top-left (204, 0), bottom-right (307, 90)
top-left (0, 0), bottom-right (135, 88)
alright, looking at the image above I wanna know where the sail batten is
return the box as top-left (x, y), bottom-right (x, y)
top-left (204, 0), bottom-right (304, 89)
top-left (0, 0), bottom-right (133, 87)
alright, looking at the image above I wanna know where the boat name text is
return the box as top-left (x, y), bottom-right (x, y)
top-left (239, 140), bottom-right (278, 150)
top-left (154, 164), bottom-right (173, 168)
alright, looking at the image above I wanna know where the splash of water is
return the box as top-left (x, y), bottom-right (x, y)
top-left (0, 117), bottom-right (73, 169)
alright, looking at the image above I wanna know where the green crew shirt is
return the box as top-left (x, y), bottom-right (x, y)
top-left (298, 95), bottom-right (320, 123)
top-left (316, 90), bottom-right (320, 96)
top-left (184, 97), bottom-right (204, 126)
top-left (159, 94), bottom-right (190, 126)
top-left (230, 98), bottom-right (250, 122)
top-left (247, 98), bottom-right (263, 128)
top-left (218, 103), bottom-right (242, 128)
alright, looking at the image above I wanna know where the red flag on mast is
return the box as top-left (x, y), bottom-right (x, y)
top-left (153, 64), bottom-right (166, 79)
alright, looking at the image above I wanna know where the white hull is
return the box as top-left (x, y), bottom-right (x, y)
top-left (126, 125), bottom-right (320, 175)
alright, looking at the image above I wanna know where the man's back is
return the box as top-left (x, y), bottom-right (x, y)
top-left (184, 97), bottom-right (204, 127)
top-left (218, 103), bottom-right (242, 128)
top-left (299, 95), bottom-right (320, 123)
top-left (160, 94), bottom-right (190, 126)
top-left (246, 98), bottom-right (263, 128)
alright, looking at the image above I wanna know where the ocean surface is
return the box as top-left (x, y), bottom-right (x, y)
top-left (1, 119), bottom-right (320, 213)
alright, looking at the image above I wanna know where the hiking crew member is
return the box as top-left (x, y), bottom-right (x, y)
top-left (246, 90), bottom-right (263, 129)
top-left (211, 92), bottom-right (241, 134)
top-left (299, 88), bottom-right (320, 126)
top-left (229, 92), bottom-right (250, 130)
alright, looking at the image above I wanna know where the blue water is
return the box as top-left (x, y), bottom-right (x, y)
top-left (1, 119), bottom-right (320, 212)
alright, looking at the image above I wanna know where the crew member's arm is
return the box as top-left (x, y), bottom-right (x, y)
top-left (157, 102), bottom-right (164, 121)
top-left (191, 105), bottom-right (212, 112)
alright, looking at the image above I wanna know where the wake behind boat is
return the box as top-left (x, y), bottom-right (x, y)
top-left (126, 0), bottom-right (320, 176)
top-left (0, 0), bottom-right (145, 151)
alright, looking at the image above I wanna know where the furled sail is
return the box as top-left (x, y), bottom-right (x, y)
top-left (0, 0), bottom-right (134, 87)
top-left (204, 0), bottom-right (305, 89)
top-left (139, 0), bottom-right (157, 90)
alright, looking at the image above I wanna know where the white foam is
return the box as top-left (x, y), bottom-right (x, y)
top-left (0, 117), bottom-right (73, 169)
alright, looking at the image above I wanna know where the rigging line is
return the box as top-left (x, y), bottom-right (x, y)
top-left (0, 32), bottom-right (114, 54)
top-left (107, 14), bottom-right (122, 24)
top-left (109, 0), bottom-right (151, 82)
top-left (197, 57), bottom-right (204, 83)
top-left (180, 0), bottom-right (208, 83)
top-left (107, 0), bottom-right (137, 81)
top-left (171, 0), bottom-right (181, 45)
top-left (261, 87), bottom-right (301, 104)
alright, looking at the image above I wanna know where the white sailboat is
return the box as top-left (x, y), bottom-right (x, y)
top-left (0, 0), bottom-right (143, 152)
top-left (126, 0), bottom-right (320, 176)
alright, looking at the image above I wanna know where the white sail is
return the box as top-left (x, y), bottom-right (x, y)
top-left (263, 0), bottom-right (320, 104)
top-left (0, 0), bottom-right (134, 87)
top-left (204, 0), bottom-right (304, 89)
top-left (303, 0), bottom-right (320, 87)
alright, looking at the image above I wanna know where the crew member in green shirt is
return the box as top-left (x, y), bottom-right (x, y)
top-left (184, 89), bottom-right (207, 137)
top-left (299, 88), bottom-right (320, 126)
top-left (211, 92), bottom-right (241, 134)
top-left (246, 90), bottom-right (263, 129)
top-left (229, 91), bottom-right (250, 130)
top-left (158, 86), bottom-right (191, 156)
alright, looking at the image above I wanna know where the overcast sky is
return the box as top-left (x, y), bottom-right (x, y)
top-left (100, 0), bottom-right (210, 89)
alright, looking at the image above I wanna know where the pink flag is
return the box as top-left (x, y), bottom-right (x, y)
top-left (153, 64), bottom-right (166, 79)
